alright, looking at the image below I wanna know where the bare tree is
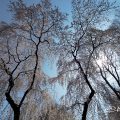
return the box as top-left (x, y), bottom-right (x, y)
top-left (1, 0), bottom-right (120, 120)
top-left (56, 0), bottom-right (116, 120)
top-left (0, 0), bottom-right (65, 119)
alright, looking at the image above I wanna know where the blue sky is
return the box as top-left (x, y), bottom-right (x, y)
top-left (0, 0), bottom-right (119, 28)
top-left (0, 0), bottom-right (72, 22)
top-left (0, 0), bottom-right (11, 22)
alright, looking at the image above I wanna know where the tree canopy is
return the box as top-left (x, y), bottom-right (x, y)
top-left (0, 0), bottom-right (120, 120)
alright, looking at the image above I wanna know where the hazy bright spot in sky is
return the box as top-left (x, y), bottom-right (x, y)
top-left (96, 52), bottom-right (107, 67)
top-left (43, 58), bottom-right (58, 77)
top-left (96, 59), bottom-right (103, 67)
top-left (43, 58), bottom-right (67, 102)
top-left (95, 9), bottom-right (115, 30)
top-left (96, 21), bottom-right (112, 30)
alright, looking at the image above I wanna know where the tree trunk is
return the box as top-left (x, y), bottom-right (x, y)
top-left (14, 109), bottom-right (20, 120)
top-left (73, 56), bottom-right (95, 120)
top-left (5, 92), bottom-right (20, 120)
top-left (82, 89), bottom-right (95, 120)
top-left (82, 102), bottom-right (88, 120)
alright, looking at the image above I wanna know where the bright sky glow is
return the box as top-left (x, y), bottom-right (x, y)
top-left (96, 52), bottom-right (107, 67)
top-left (96, 59), bottom-right (104, 67)
top-left (43, 57), bottom-right (58, 77)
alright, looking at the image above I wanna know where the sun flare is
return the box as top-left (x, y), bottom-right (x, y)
top-left (96, 52), bottom-right (107, 67)
top-left (96, 59), bottom-right (103, 67)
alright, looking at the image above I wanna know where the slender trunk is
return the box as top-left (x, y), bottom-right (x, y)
top-left (82, 102), bottom-right (88, 120)
top-left (82, 89), bottom-right (95, 120)
top-left (5, 92), bottom-right (20, 120)
top-left (81, 73), bottom-right (95, 120)
top-left (77, 62), bottom-right (95, 120)
top-left (14, 109), bottom-right (20, 120)
top-left (73, 56), bottom-right (95, 120)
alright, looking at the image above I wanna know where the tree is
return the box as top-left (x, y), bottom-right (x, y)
top-left (56, 0), bottom-right (116, 120)
top-left (1, 0), bottom-right (120, 120)
top-left (0, 0), bottom-right (66, 119)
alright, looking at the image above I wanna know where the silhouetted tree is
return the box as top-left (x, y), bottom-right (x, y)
top-left (56, 0), bottom-right (116, 120)
top-left (0, 0), bottom-right (65, 119)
